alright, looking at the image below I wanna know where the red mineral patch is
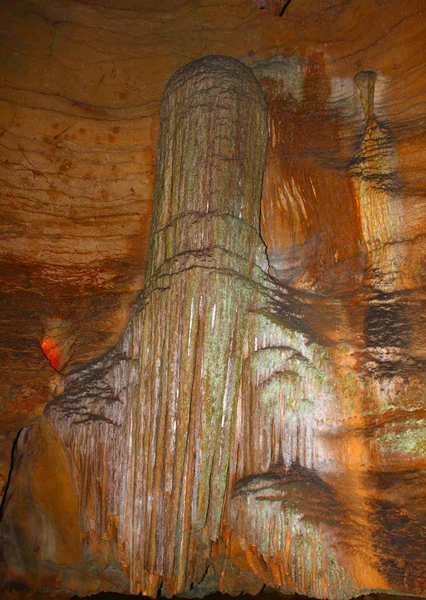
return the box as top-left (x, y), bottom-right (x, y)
top-left (41, 338), bottom-right (61, 371)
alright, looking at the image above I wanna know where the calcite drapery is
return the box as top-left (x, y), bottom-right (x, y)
top-left (0, 54), bottom-right (425, 600)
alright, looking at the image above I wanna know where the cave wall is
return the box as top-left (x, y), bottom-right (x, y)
top-left (0, 0), bottom-right (425, 598)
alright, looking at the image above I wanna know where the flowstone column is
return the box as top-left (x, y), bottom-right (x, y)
top-left (120, 56), bottom-right (269, 594)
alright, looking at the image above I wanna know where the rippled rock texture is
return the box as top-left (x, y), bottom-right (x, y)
top-left (0, 1), bottom-right (425, 599)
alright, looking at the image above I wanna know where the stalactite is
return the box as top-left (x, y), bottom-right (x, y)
top-left (352, 70), bottom-right (403, 293)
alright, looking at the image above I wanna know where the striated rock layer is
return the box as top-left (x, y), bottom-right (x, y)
top-left (1, 54), bottom-right (425, 600)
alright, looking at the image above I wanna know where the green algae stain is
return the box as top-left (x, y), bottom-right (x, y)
top-left (378, 420), bottom-right (426, 457)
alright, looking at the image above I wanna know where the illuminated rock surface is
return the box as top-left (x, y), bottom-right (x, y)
top-left (0, 1), bottom-right (425, 598)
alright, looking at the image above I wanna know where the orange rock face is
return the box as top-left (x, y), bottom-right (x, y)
top-left (0, 1), bottom-right (425, 598)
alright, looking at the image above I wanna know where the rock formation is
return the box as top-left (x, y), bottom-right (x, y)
top-left (0, 1), bottom-right (425, 599)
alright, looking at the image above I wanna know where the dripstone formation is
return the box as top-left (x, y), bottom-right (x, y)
top-left (1, 54), bottom-right (425, 600)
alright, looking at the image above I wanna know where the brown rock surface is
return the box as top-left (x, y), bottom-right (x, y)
top-left (0, 0), bottom-right (425, 598)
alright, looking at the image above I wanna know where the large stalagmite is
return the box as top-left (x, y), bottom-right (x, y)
top-left (1, 53), bottom-right (425, 600)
